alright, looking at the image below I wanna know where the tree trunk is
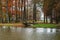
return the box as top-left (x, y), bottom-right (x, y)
top-left (33, 2), bottom-right (36, 23)
top-left (56, 12), bottom-right (58, 24)
top-left (0, 0), bottom-right (2, 23)
top-left (50, 13), bottom-right (53, 23)
top-left (23, 0), bottom-right (26, 23)
top-left (15, 0), bottom-right (18, 23)
top-left (46, 15), bottom-right (48, 23)
top-left (44, 14), bottom-right (45, 23)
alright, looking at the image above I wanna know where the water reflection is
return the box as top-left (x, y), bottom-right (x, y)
top-left (36, 28), bottom-right (44, 33)
top-left (0, 27), bottom-right (60, 40)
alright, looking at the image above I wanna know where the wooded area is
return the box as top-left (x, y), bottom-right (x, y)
top-left (43, 0), bottom-right (60, 24)
top-left (0, 0), bottom-right (60, 24)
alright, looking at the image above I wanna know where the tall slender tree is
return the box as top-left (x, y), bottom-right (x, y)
top-left (54, 0), bottom-right (60, 24)
top-left (33, 0), bottom-right (37, 23)
top-left (0, 0), bottom-right (2, 23)
top-left (43, 0), bottom-right (55, 23)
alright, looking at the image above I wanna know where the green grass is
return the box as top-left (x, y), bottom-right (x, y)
top-left (33, 24), bottom-right (57, 28)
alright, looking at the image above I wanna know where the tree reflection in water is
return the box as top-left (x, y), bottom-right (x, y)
top-left (0, 27), bottom-right (59, 40)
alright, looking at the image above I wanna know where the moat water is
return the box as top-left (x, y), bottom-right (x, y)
top-left (0, 27), bottom-right (60, 40)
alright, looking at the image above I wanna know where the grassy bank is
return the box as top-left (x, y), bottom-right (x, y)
top-left (33, 24), bottom-right (57, 28)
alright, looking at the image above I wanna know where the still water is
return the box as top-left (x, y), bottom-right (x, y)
top-left (0, 27), bottom-right (60, 40)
